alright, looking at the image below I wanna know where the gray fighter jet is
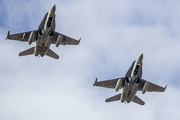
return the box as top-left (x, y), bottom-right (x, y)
top-left (6, 5), bottom-right (81, 59)
top-left (93, 53), bottom-right (167, 105)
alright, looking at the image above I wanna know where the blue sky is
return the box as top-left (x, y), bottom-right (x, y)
top-left (0, 0), bottom-right (180, 120)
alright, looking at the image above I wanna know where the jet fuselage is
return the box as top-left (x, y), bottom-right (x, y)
top-left (34, 5), bottom-right (56, 57)
top-left (120, 53), bottom-right (143, 103)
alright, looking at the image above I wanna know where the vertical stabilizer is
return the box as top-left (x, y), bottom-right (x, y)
top-left (38, 12), bottom-right (48, 30)
top-left (125, 61), bottom-right (135, 77)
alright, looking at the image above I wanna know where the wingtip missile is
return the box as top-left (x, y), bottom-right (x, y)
top-left (6, 31), bottom-right (10, 39)
top-left (93, 78), bottom-right (97, 86)
top-left (78, 38), bottom-right (81, 45)
top-left (164, 85), bottom-right (167, 91)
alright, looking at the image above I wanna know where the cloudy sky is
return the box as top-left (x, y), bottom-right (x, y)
top-left (0, 0), bottom-right (180, 120)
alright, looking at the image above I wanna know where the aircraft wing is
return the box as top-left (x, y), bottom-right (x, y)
top-left (93, 77), bottom-right (125, 88)
top-left (6, 30), bottom-right (38, 42)
top-left (138, 79), bottom-right (167, 92)
top-left (52, 32), bottom-right (81, 45)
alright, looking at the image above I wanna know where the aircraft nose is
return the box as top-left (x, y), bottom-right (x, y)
top-left (139, 53), bottom-right (143, 60)
top-left (51, 4), bottom-right (56, 13)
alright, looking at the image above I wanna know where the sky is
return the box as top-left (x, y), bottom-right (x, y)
top-left (0, 0), bottom-right (180, 120)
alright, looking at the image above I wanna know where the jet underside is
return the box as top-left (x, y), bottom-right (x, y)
top-left (6, 4), bottom-right (80, 59)
top-left (93, 53), bottom-right (167, 105)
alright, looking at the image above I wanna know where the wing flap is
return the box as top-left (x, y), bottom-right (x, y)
top-left (105, 93), bottom-right (121, 102)
top-left (46, 49), bottom-right (59, 59)
top-left (19, 47), bottom-right (34, 56)
top-left (132, 95), bottom-right (145, 105)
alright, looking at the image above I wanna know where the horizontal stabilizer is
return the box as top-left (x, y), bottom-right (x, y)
top-left (105, 93), bottom-right (121, 102)
top-left (46, 49), bottom-right (59, 59)
top-left (132, 95), bottom-right (145, 105)
top-left (19, 47), bottom-right (34, 56)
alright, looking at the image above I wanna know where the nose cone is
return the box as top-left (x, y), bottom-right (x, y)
top-left (136, 53), bottom-right (143, 63)
top-left (50, 4), bottom-right (56, 13)
top-left (139, 53), bottom-right (143, 61)
top-left (140, 53), bottom-right (143, 58)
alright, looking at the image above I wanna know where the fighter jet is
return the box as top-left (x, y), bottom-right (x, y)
top-left (6, 5), bottom-right (81, 59)
top-left (93, 53), bottom-right (167, 105)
